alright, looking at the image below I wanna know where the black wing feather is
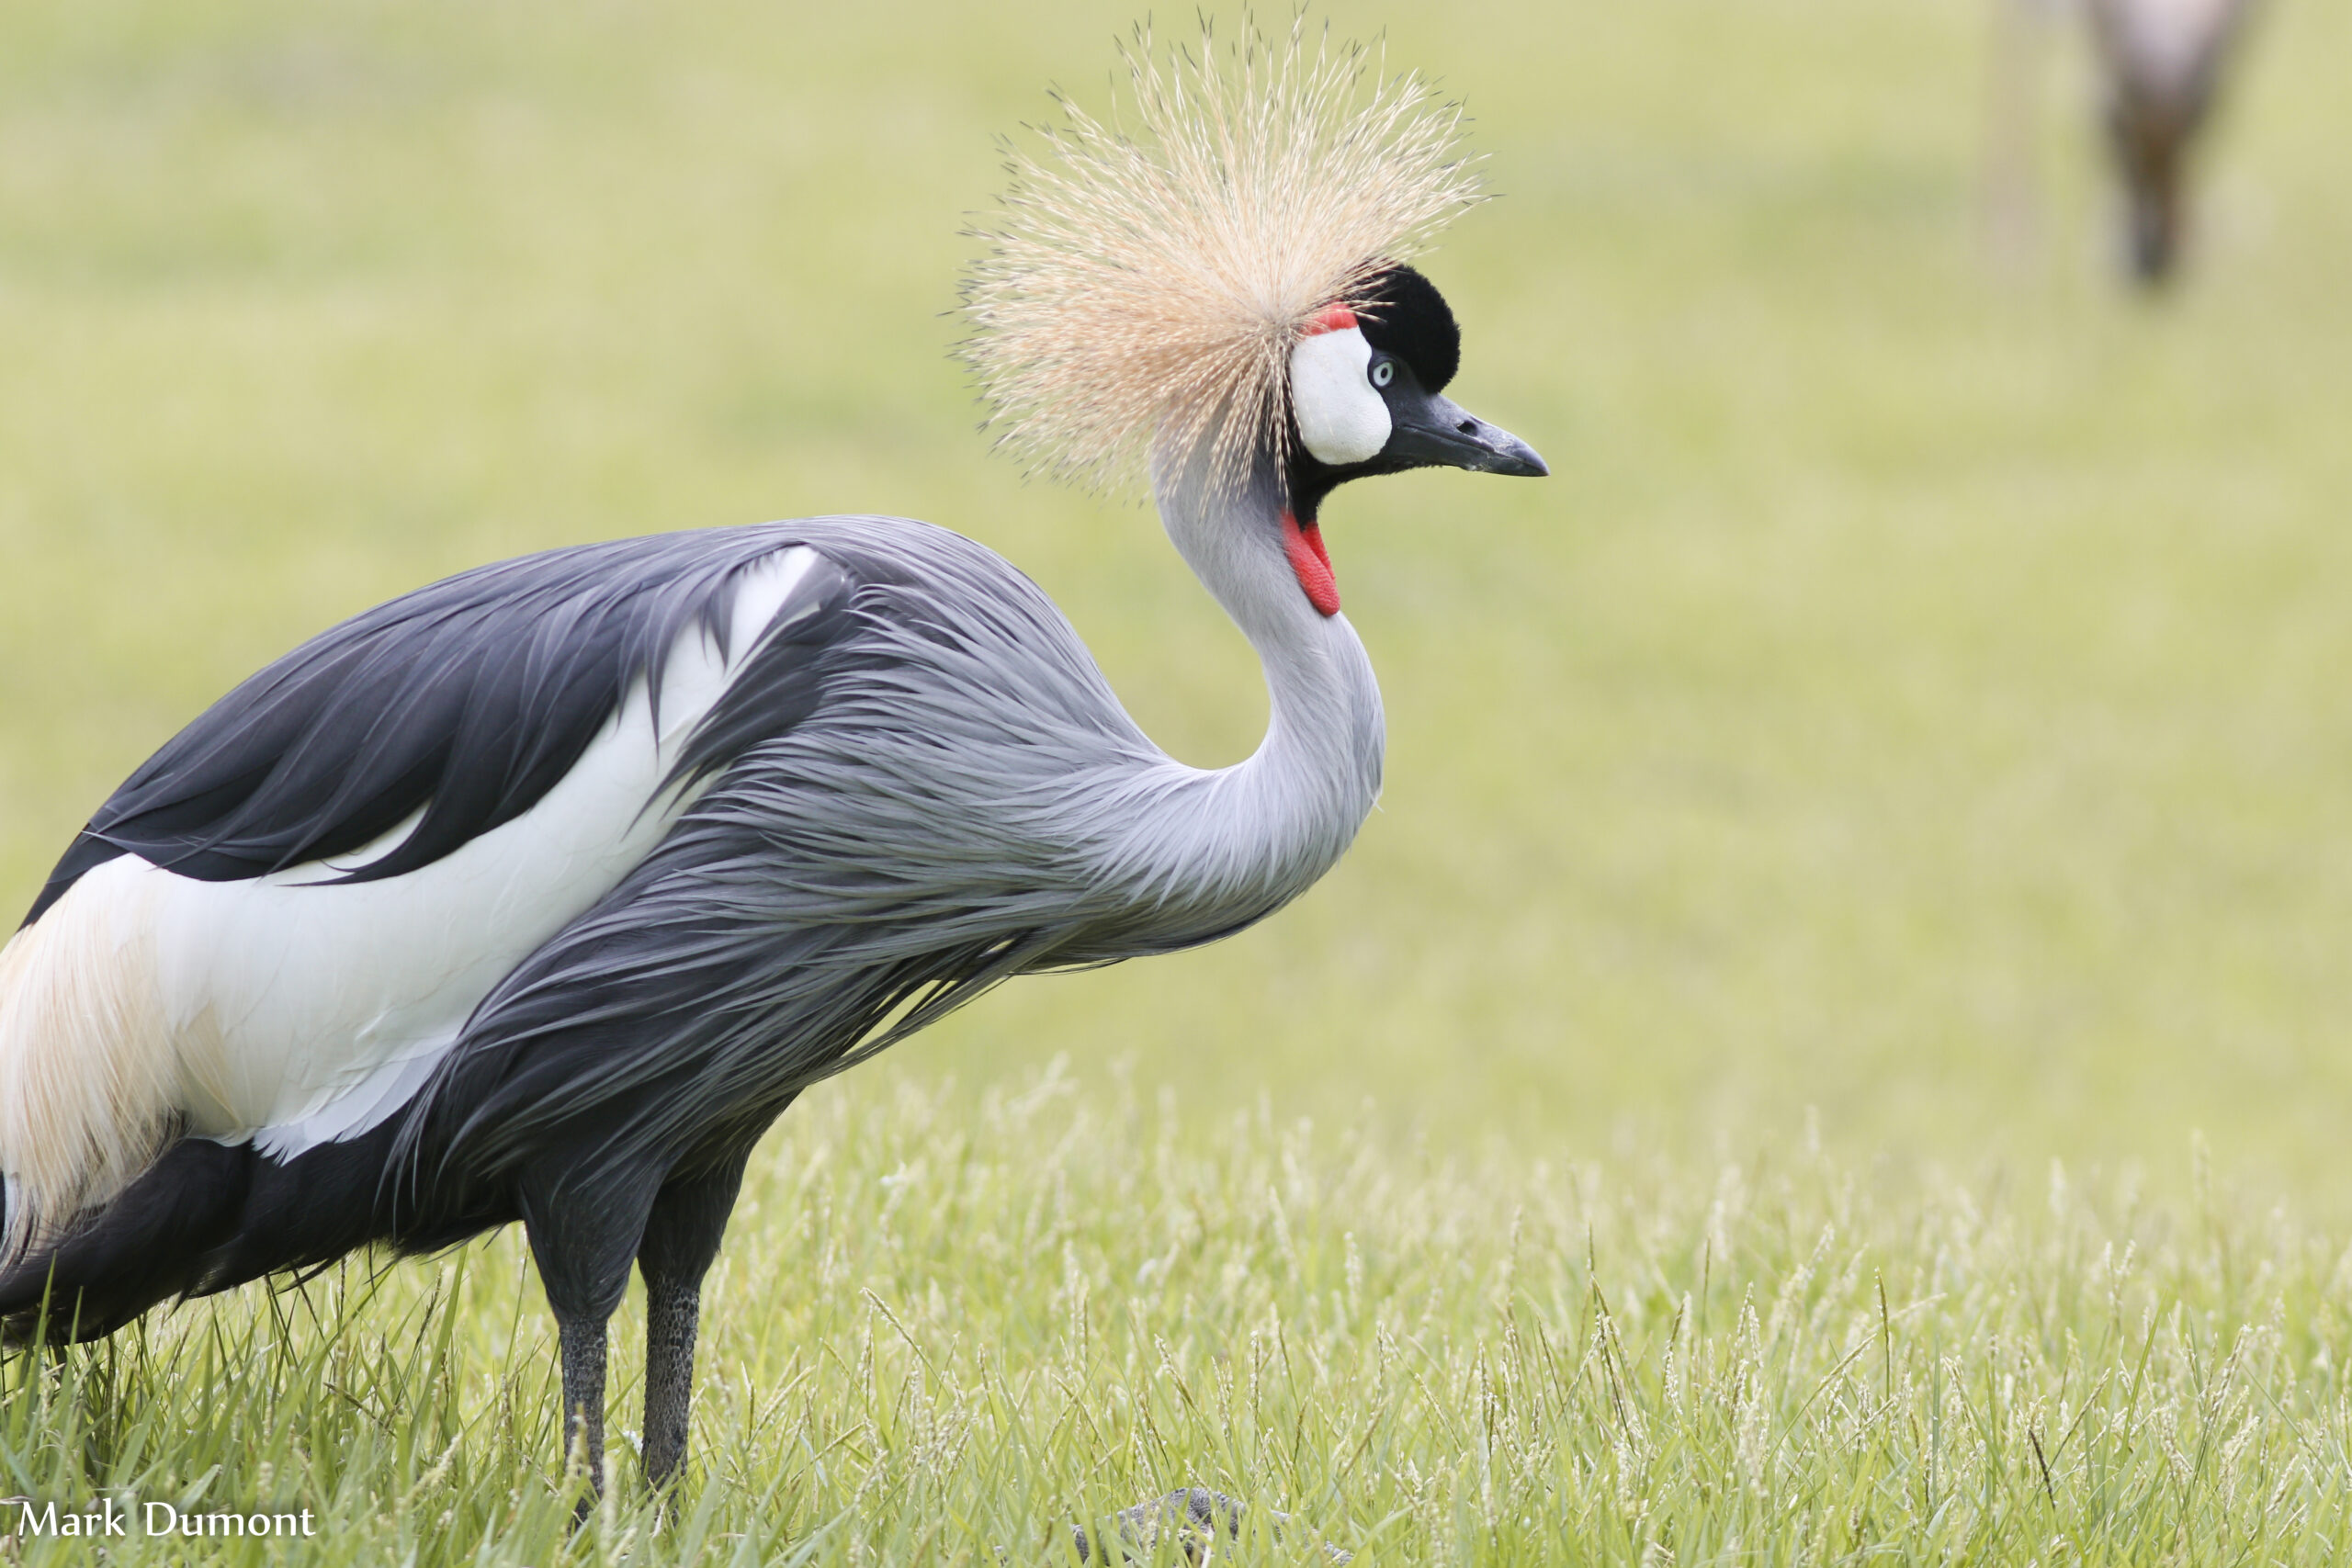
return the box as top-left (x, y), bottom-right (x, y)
top-left (22, 525), bottom-right (811, 928)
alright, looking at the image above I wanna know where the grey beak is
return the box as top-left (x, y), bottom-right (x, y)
top-left (1385, 393), bottom-right (1549, 478)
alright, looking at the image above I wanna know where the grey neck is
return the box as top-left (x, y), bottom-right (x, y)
top-left (1089, 448), bottom-right (1384, 942)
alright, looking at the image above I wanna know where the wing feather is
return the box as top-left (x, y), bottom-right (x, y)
top-left (24, 527), bottom-right (818, 926)
top-left (3, 527), bottom-right (842, 1254)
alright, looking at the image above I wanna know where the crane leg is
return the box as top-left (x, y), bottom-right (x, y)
top-left (522, 1161), bottom-right (667, 1516)
top-left (637, 1145), bottom-right (756, 1498)
top-left (555, 1310), bottom-right (611, 1501)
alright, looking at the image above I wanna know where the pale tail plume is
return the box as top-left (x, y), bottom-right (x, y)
top-left (959, 13), bottom-right (1484, 500)
top-left (0, 868), bottom-right (180, 1265)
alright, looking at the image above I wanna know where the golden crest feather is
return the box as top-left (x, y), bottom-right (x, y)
top-left (958, 15), bottom-right (1485, 499)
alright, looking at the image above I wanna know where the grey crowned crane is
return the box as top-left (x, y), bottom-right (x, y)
top-left (0, 26), bottom-right (1543, 1499)
top-left (2087, 0), bottom-right (2262, 283)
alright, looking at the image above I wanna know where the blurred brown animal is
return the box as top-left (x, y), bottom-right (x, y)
top-left (2086, 0), bottom-right (2261, 284)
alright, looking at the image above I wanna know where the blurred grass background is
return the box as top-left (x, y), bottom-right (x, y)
top-left (4, 0), bottom-right (2350, 1192)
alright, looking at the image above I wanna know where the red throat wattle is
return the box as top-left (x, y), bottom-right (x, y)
top-left (1282, 511), bottom-right (1340, 617)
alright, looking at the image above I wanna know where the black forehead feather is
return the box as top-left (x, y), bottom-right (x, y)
top-left (1356, 264), bottom-right (1460, 394)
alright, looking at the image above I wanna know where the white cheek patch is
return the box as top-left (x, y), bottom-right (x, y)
top-left (1290, 326), bottom-right (1392, 467)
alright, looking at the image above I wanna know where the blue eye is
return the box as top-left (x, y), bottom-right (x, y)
top-left (1370, 360), bottom-right (1395, 388)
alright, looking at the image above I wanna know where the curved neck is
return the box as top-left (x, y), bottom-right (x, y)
top-left (1109, 447), bottom-right (1384, 932)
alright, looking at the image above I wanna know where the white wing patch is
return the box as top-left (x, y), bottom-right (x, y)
top-left (0, 546), bottom-right (817, 1253)
top-left (1290, 326), bottom-right (1390, 468)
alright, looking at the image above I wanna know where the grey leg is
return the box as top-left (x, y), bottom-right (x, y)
top-left (641, 1274), bottom-right (701, 1490)
top-left (557, 1310), bottom-right (612, 1499)
top-left (521, 1159), bottom-right (665, 1517)
top-left (635, 1144), bottom-right (757, 1496)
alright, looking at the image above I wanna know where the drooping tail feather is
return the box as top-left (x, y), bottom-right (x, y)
top-left (0, 1139), bottom-right (250, 1343)
top-left (0, 1117), bottom-right (495, 1346)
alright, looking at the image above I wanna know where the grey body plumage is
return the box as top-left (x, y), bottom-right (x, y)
top-left (404, 505), bottom-right (1380, 1207)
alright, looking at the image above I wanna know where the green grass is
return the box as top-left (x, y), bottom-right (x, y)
top-left (4, 0), bottom-right (2352, 1560)
top-left (7, 1070), bottom-right (2352, 1563)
